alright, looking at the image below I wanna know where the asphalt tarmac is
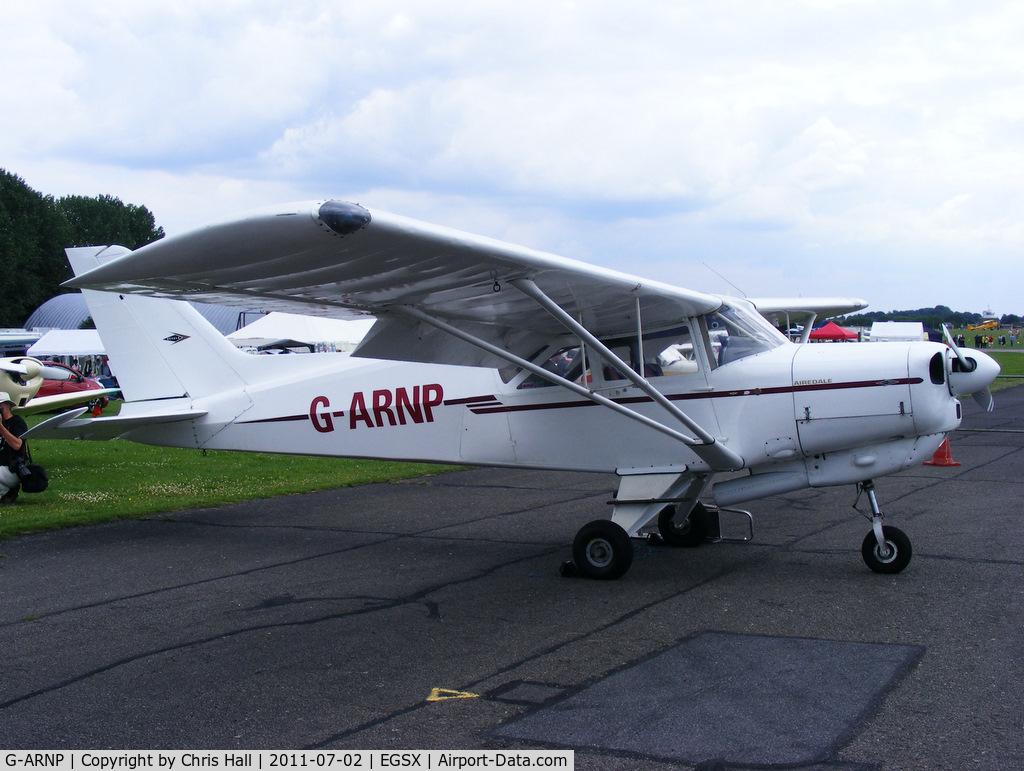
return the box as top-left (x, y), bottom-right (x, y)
top-left (2, 387), bottom-right (1023, 768)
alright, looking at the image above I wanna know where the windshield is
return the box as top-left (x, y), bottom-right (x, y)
top-left (706, 302), bottom-right (788, 366)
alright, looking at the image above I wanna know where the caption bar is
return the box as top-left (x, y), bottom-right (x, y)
top-left (2, 752), bottom-right (573, 771)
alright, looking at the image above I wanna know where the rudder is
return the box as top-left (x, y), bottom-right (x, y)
top-left (68, 246), bottom-right (252, 401)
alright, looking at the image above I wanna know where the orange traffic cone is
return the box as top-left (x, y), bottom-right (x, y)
top-left (924, 437), bottom-right (961, 467)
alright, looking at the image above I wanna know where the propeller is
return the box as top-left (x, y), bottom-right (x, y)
top-left (0, 356), bottom-right (43, 380)
top-left (973, 384), bottom-right (995, 413)
top-left (941, 325), bottom-right (969, 369)
top-left (0, 357), bottom-right (46, 408)
top-left (0, 359), bottom-right (32, 377)
top-left (942, 325), bottom-right (996, 412)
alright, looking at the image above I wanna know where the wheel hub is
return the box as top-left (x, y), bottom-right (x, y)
top-left (585, 538), bottom-right (614, 568)
top-left (874, 541), bottom-right (896, 563)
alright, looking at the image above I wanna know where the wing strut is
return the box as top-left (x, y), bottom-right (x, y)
top-left (799, 313), bottom-right (817, 344)
top-left (392, 294), bottom-right (744, 472)
top-left (510, 279), bottom-right (742, 469)
top-left (394, 306), bottom-right (708, 448)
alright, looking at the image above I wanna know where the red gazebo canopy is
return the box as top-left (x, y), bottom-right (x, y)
top-left (809, 320), bottom-right (858, 341)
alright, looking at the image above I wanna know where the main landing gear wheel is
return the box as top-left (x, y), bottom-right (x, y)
top-left (570, 519), bottom-right (633, 580)
top-left (861, 525), bottom-right (912, 574)
top-left (657, 502), bottom-right (711, 547)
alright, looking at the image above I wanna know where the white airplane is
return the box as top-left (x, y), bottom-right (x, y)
top-left (28, 201), bottom-right (1000, 579)
top-left (0, 358), bottom-right (119, 414)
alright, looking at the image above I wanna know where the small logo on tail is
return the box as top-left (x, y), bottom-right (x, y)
top-left (163, 333), bottom-right (190, 344)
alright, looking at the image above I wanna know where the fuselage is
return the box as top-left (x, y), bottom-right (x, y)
top-left (76, 276), bottom-right (995, 507)
top-left (123, 337), bottom-right (972, 490)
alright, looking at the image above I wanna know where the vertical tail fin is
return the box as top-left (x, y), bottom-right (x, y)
top-left (68, 246), bottom-right (253, 401)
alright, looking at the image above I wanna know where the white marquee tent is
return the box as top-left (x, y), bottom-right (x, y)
top-left (227, 312), bottom-right (375, 352)
top-left (27, 329), bottom-right (106, 358)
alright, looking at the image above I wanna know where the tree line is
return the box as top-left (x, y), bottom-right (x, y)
top-left (840, 306), bottom-right (1021, 330)
top-left (0, 169), bottom-right (163, 328)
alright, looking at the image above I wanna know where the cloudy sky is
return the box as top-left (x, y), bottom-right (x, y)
top-left (3, 1), bottom-right (1022, 315)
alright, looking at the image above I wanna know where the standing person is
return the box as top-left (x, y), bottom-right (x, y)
top-left (0, 392), bottom-right (28, 505)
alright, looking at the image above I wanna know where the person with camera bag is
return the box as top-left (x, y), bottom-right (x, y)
top-left (0, 391), bottom-right (28, 505)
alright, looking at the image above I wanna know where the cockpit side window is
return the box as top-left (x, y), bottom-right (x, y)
top-left (516, 346), bottom-right (585, 388)
top-left (509, 319), bottom-right (729, 390)
top-left (647, 324), bottom-right (703, 376)
top-left (513, 324), bottom-right (703, 389)
top-left (580, 325), bottom-right (699, 385)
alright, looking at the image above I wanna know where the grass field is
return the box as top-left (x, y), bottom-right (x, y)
top-left (987, 349), bottom-right (1024, 391)
top-left (0, 432), bottom-right (451, 539)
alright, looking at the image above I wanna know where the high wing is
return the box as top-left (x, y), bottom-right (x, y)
top-left (749, 296), bottom-right (868, 343)
top-left (67, 201), bottom-right (723, 369)
top-left (749, 297), bottom-right (868, 319)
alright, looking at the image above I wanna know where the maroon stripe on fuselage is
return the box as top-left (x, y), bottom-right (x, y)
top-left (237, 378), bottom-right (925, 422)
top-left (466, 377), bottom-right (924, 414)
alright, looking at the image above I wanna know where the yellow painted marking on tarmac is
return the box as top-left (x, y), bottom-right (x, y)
top-left (427, 687), bottom-right (480, 702)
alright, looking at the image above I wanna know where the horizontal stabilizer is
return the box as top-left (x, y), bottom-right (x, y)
top-left (25, 406), bottom-right (207, 442)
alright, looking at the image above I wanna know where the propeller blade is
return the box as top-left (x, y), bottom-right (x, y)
top-left (974, 386), bottom-right (995, 413)
top-left (942, 324), bottom-right (970, 370)
top-left (0, 360), bottom-right (30, 376)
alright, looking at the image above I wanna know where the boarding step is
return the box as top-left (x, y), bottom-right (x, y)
top-left (622, 498), bottom-right (754, 544)
top-left (706, 505), bottom-right (754, 543)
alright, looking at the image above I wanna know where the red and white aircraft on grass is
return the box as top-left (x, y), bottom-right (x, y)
top-left (0, 359), bottom-right (118, 414)
top-left (28, 201), bottom-right (1000, 579)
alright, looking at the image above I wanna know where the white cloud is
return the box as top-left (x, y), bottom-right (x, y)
top-left (2, 0), bottom-right (1023, 313)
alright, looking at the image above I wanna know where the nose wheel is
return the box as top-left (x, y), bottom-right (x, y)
top-left (861, 525), bottom-right (912, 574)
top-left (858, 481), bottom-right (912, 574)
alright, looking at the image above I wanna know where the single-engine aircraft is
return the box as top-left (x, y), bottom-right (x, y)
top-left (28, 201), bottom-right (1001, 579)
top-left (0, 358), bottom-right (119, 414)
top-left (968, 319), bottom-right (998, 331)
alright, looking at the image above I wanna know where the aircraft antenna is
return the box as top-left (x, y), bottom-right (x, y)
top-left (703, 263), bottom-right (747, 298)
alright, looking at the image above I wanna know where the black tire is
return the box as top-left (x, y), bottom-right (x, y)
top-left (658, 502), bottom-right (711, 547)
top-left (572, 520), bottom-right (634, 580)
top-left (861, 525), bottom-right (912, 574)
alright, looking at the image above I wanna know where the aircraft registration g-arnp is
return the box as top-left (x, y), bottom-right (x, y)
top-left (28, 201), bottom-right (1001, 579)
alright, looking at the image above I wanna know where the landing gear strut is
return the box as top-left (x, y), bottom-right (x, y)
top-left (858, 480), bottom-right (912, 574)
